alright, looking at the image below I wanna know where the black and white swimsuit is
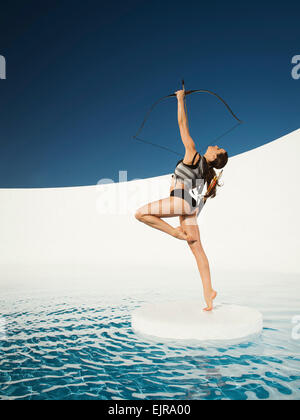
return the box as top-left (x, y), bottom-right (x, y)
top-left (170, 152), bottom-right (209, 212)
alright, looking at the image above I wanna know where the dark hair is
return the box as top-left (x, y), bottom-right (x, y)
top-left (204, 151), bottom-right (228, 201)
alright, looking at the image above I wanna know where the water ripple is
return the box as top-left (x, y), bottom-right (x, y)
top-left (0, 288), bottom-right (300, 400)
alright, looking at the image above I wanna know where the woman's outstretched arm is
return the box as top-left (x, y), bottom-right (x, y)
top-left (175, 90), bottom-right (197, 159)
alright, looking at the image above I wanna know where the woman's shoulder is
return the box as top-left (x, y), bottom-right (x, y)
top-left (181, 150), bottom-right (201, 168)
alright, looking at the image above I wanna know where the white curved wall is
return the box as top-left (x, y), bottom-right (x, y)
top-left (0, 129), bottom-right (299, 288)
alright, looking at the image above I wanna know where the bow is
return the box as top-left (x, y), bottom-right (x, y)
top-left (133, 80), bottom-right (243, 156)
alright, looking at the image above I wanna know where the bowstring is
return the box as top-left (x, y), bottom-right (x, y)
top-left (133, 135), bottom-right (181, 156)
top-left (201, 121), bottom-right (242, 153)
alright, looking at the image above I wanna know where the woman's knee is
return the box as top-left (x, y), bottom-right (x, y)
top-left (135, 208), bottom-right (144, 221)
top-left (135, 201), bottom-right (155, 220)
top-left (187, 235), bottom-right (199, 246)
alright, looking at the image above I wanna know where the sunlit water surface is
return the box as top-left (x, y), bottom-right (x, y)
top-left (0, 272), bottom-right (300, 400)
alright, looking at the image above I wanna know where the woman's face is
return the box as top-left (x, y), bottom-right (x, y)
top-left (207, 145), bottom-right (226, 161)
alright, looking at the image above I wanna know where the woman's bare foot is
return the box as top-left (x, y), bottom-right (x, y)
top-left (203, 290), bottom-right (217, 311)
top-left (173, 226), bottom-right (188, 240)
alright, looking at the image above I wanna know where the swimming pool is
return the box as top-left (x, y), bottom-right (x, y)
top-left (0, 270), bottom-right (299, 400)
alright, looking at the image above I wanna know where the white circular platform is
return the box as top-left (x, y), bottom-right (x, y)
top-left (131, 300), bottom-right (263, 341)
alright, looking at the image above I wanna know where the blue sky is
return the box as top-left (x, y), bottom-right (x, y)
top-left (0, 0), bottom-right (299, 188)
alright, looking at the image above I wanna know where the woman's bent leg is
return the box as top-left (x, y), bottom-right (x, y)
top-left (135, 196), bottom-right (192, 240)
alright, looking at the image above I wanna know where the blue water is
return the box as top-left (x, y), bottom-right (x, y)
top-left (0, 274), bottom-right (300, 400)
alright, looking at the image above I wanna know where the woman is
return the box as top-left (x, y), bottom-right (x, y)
top-left (135, 89), bottom-right (228, 311)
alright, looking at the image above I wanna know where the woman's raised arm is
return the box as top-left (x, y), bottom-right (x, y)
top-left (175, 89), bottom-right (196, 152)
